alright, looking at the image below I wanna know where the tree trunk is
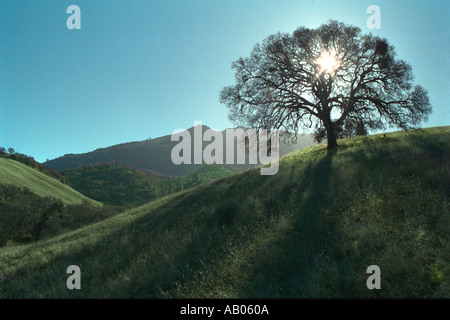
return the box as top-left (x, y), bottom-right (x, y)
top-left (324, 117), bottom-right (338, 151)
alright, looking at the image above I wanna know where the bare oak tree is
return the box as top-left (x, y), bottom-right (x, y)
top-left (220, 20), bottom-right (432, 150)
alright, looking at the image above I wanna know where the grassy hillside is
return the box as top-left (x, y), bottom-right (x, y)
top-left (62, 163), bottom-right (165, 207)
top-left (0, 158), bottom-right (101, 206)
top-left (185, 164), bottom-right (241, 180)
top-left (62, 163), bottom-right (241, 207)
top-left (0, 153), bottom-right (66, 183)
top-left (0, 126), bottom-right (448, 298)
top-left (0, 160), bottom-right (112, 247)
top-left (165, 164), bottom-right (241, 193)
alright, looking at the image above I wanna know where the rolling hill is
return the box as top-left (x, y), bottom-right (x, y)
top-left (164, 164), bottom-right (242, 193)
top-left (61, 162), bottom-right (241, 207)
top-left (0, 158), bottom-right (101, 206)
top-left (62, 163), bottom-right (165, 207)
top-left (44, 125), bottom-right (316, 176)
top-left (0, 126), bottom-right (448, 298)
top-left (185, 164), bottom-right (242, 180)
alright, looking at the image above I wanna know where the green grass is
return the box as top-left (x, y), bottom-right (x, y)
top-left (165, 164), bottom-right (241, 192)
top-left (0, 126), bottom-right (448, 298)
top-left (0, 158), bottom-right (101, 206)
top-left (185, 164), bottom-right (241, 180)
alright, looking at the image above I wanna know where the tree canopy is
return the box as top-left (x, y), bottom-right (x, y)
top-left (220, 20), bottom-right (432, 150)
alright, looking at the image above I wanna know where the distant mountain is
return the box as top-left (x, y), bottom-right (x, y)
top-left (44, 125), bottom-right (317, 176)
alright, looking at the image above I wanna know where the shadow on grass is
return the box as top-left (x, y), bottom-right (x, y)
top-left (3, 128), bottom-right (448, 298)
top-left (231, 150), bottom-right (352, 297)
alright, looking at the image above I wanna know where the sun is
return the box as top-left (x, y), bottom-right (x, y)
top-left (317, 50), bottom-right (339, 74)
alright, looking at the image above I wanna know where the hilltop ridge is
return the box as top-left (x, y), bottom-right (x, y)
top-left (44, 125), bottom-right (316, 176)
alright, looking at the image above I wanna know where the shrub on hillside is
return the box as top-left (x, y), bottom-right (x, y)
top-left (0, 185), bottom-right (119, 247)
top-left (0, 185), bottom-right (64, 246)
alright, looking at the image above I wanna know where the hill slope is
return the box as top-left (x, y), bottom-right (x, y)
top-left (62, 163), bottom-right (165, 207)
top-left (0, 158), bottom-right (101, 206)
top-left (0, 126), bottom-right (448, 298)
top-left (44, 125), bottom-right (316, 176)
top-left (164, 164), bottom-right (242, 193)
top-left (62, 163), bottom-right (241, 207)
top-left (185, 164), bottom-right (241, 180)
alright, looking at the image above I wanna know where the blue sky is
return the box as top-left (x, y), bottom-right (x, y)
top-left (1, 0), bottom-right (448, 162)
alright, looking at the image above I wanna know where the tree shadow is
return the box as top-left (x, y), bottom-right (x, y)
top-left (233, 150), bottom-right (347, 297)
